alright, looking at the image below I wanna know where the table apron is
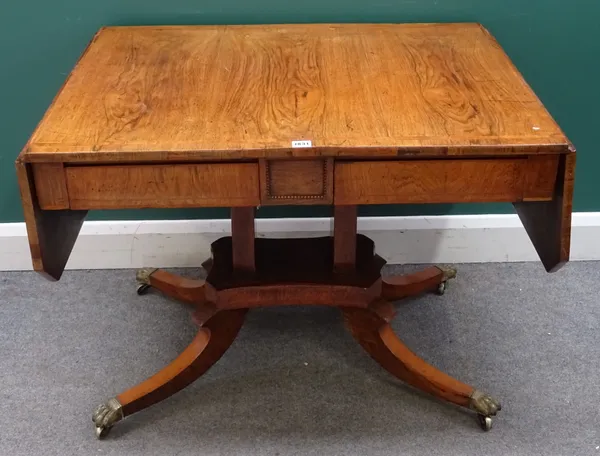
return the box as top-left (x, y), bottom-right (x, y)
top-left (334, 156), bottom-right (559, 205)
top-left (30, 156), bottom-right (559, 210)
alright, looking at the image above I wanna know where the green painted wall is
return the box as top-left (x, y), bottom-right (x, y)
top-left (1, 0), bottom-right (597, 222)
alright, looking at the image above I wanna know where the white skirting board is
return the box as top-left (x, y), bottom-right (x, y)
top-left (0, 213), bottom-right (599, 271)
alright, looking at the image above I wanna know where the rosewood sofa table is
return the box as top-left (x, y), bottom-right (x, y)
top-left (16, 23), bottom-right (575, 438)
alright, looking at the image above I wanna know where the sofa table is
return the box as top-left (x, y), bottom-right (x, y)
top-left (16, 23), bottom-right (575, 438)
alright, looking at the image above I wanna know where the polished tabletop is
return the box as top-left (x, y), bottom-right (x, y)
top-left (22, 23), bottom-right (568, 163)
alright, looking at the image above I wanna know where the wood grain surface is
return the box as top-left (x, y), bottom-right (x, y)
top-left (21, 23), bottom-right (569, 163)
top-left (334, 158), bottom-right (557, 205)
top-left (259, 159), bottom-right (333, 205)
top-left (118, 309), bottom-right (247, 416)
top-left (32, 163), bottom-right (69, 210)
top-left (342, 306), bottom-right (474, 408)
top-left (147, 269), bottom-right (209, 306)
top-left (522, 155), bottom-right (560, 201)
top-left (215, 283), bottom-right (378, 309)
top-left (65, 163), bottom-right (259, 209)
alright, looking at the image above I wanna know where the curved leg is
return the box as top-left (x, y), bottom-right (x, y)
top-left (382, 266), bottom-right (456, 301)
top-left (342, 307), bottom-right (500, 428)
top-left (93, 308), bottom-right (247, 438)
top-left (136, 268), bottom-right (208, 305)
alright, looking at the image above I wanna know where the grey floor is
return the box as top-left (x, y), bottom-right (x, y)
top-left (1, 262), bottom-right (599, 456)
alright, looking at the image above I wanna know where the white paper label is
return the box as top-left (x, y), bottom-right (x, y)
top-left (291, 140), bottom-right (312, 148)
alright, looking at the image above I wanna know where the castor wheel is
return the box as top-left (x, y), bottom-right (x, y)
top-left (95, 425), bottom-right (111, 439)
top-left (435, 281), bottom-right (447, 295)
top-left (477, 414), bottom-right (493, 431)
top-left (136, 283), bottom-right (151, 295)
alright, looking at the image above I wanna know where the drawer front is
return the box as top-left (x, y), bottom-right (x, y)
top-left (260, 159), bottom-right (333, 205)
top-left (65, 163), bottom-right (260, 209)
top-left (334, 157), bottom-right (559, 205)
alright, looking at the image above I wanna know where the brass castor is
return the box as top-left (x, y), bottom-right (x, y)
top-left (95, 425), bottom-right (111, 439)
top-left (436, 281), bottom-right (447, 295)
top-left (435, 266), bottom-right (457, 295)
top-left (92, 398), bottom-right (123, 439)
top-left (469, 390), bottom-right (501, 432)
top-left (477, 414), bottom-right (493, 431)
top-left (136, 283), bottom-right (151, 295)
top-left (135, 268), bottom-right (157, 296)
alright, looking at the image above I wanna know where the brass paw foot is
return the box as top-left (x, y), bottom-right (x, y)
top-left (469, 389), bottom-right (501, 431)
top-left (92, 398), bottom-right (124, 439)
top-left (435, 266), bottom-right (457, 295)
top-left (135, 268), bottom-right (158, 295)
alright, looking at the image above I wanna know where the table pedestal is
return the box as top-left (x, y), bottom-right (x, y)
top-left (92, 216), bottom-right (501, 438)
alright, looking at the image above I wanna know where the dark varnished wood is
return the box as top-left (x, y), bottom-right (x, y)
top-left (342, 306), bottom-right (474, 408)
top-left (118, 309), bottom-right (247, 417)
top-left (231, 207), bottom-right (256, 273)
top-left (514, 151), bottom-right (576, 272)
top-left (333, 205), bottom-right (358, 272)
top-left (206, 235), bottom-right (384, 290)
top-left (15, 160), bottom-right (87, 280)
